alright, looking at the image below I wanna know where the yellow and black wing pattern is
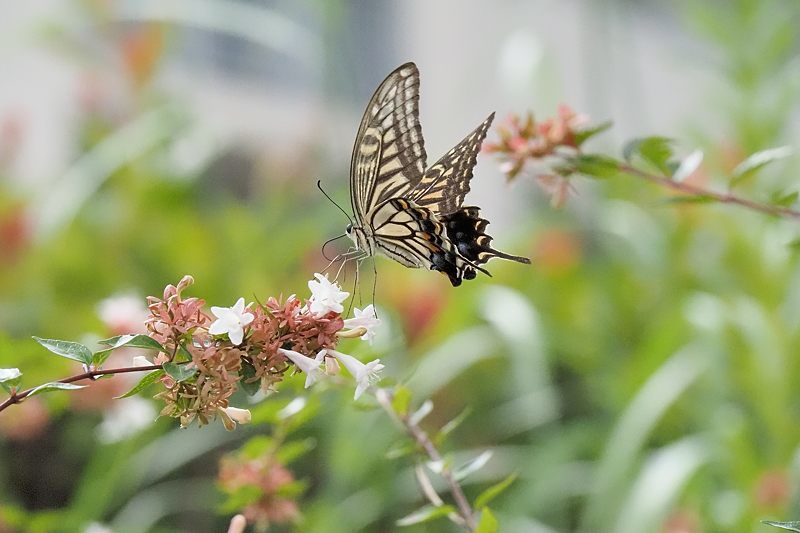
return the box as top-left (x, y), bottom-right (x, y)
top-left (349, 62), bottom-right (530, 287)
top-left (350, 62), bottom-right (427, 221)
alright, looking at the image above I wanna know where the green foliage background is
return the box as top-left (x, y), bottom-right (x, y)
top-left (1, 1), bottom-right (800, 531)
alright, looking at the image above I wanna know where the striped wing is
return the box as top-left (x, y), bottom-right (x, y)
top-left (369, 198), bottom-right (490, 287)
top-left (408, 113), bottom-right (495, 215)
top-left (350, 63), bottom-right (427, 223)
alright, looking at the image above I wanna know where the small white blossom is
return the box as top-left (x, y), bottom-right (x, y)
top-left (307, 273), bottom-right (349, 316)
top-left (208, 297), bottom-right (254, 345)
top-left (328, 349), bottom-right (385, 400)
top-left (343, 304), bottom-right (381, 343)
top-left (96, 397), bottom-right (156, 443)
top-left (279, 348), bottom-right (326, 389)
top-left (97, 293), bottom-right (148, 333)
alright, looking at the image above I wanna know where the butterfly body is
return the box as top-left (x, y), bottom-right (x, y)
top-left (347, 62), bottom-right (530, 286)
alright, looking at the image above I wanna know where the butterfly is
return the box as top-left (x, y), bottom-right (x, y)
top-left (345, 62), bottom-right (530, 287)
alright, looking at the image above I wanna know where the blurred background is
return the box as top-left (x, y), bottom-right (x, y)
top-left (1, 0), bottom-right (800, 531)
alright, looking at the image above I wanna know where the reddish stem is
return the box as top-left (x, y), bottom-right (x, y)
top-left (618, 163), bottom-right (800, 220)
top-left (0, 364), bottom-right (163, 413)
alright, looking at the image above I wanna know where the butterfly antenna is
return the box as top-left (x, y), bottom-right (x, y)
top-left (317, 180), bottom-right (354, 226)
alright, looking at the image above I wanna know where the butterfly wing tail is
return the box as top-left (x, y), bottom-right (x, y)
top-left (441, 207), bottom-right (531, 280)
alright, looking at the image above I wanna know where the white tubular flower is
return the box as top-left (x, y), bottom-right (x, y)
top-left (328, 349), bottom-right (385, 400)
top-left (279, 348), bottom-right (326, 389)
top-left (307, 273), bottom-right (349, 316)
top-left (222, 407), bottom-right (252, 425)
top-left (343, 304), bottom-right (381, 343)
top-left (208, 297), bottom-right (255, 345)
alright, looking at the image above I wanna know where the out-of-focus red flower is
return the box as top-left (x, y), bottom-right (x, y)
top-left (218, 455), bottom-right (300, 528)
top-left (120, 23), bottom-right (166, 87)
top-left (388, 278), bottom-right (446, 344)
top-left (534, 229), bottom-right (582, 275)
top-left (661, 508), bottom-right (699, 533)
top-left (754, 469), bottom-right (790, 508)
top-left (0, 205), bottom-right (29, 264)
top-left (0, 397), bottom-right (49, 441)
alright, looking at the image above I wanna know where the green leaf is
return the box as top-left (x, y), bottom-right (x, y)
top-left (98, 334), bottom-right (164, 351)
top-left (771, 190), bottom-right (798, 207)
top-left (623, 137), bottom-right (674, 173)
top-left (0, 368), bottom-right (22, 393)
top-left (574, 121), bottom-right (612, 147)
top-left (219, 485), bottom-right (262, 513)
top-left (396, 504), bottom-right (455, 527)
top-left (385, 440), bottom-right (417, 460)
top-left (475, 507), bottom-right (498, 533)
top-left (672, 150), bottom-right (703, 182)
top-left (163, 362), bottom-right (196, 382)
top-left (434, 406), bottom-right (472, 446)
top-left (474, 473), bottom-right (518, 509)
top-left (274, 479), bottom-right (308, 499)
top-left (569, 154), bottom-right (621, 179)
top-left (763, 521), bottom-right (800, 532)
top-left (454, 450), bottom-right (493, 481)
top-left (116, 369), bottom-right (165, 399)
top-left (391, 385), bottom-right (412, 416)
top-left (662, 195), bottom-right (715, 205)
top-left (731, 146), bottom-right (793, 188)
top-left (32, 337), bottom-right (93, 365)
top-left (239, 359), bottom-right (259, 396)
top-left (276, 438), bottom-right (316, 464)
top-left (27, 382), bottom-right (85, 398)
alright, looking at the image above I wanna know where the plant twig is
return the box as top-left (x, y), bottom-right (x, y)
top-left (618, 163), bottom-right (800, 220)
top-left (0, 364), bottom-right (163, 413)
top-left (376, 388), bottom-right (477, 531)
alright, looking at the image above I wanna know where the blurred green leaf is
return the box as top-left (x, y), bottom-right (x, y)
top-left (395, 504), bottom-right (455, 527)
top-left (662, 195), bottom-right (715, 205)
top-left (474, 473), bottom-right (518, 509)
top-left (623, 137), bottom-right (675, 173)
top-left (569, 154), bottom-right (621, 179)
top-left (475, 507), bottom-right (498, 533)
top-left (219, 485), bottom-right (262, 514)
top-left (771, 190), bottom-right (798, 207)
top-left (391, 385), bottom-right (412, 416)
top-left (385, 440), bottom-right (417, 460)
top-left (730, 146), bottom-right (793, 188)
top-left (0, 368), bottom-right (22, 393)
top-left (116, 369), bottom-right (165, 399)
top-left (764, 521), bottom-right (800, 532)
top-left (27, 382), bottom-right (85, 398)
top-left (162, 362), bottom-right (196, 382)
top-left (276, 438), bottom-right (316, 464)
top-left (575, 121), bottom-right (612, 147)
top-left (434, 406), bottom-right (472, 446)
top-left (32, 337), bottom-right (93, 365)
top-left (454, 450), bottom-right (493, 482)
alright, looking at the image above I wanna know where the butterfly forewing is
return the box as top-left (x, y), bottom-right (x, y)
top-left (350, 63), bottom-right (427, 221)
top-left (409, 113), bottom-right (495, 215)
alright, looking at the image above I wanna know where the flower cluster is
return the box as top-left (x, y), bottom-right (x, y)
top-left (483, 105), bottom-right (591, 207)
top-left (218, 452), bottom-right (300, 528)
top-left (140, 274), bottom-right (383, 429)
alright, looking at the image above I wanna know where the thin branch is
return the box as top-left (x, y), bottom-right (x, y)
top-left (376, 388), bottom-right (477, 531)
top-left (0, 363), bottom-right (163, 413)
top-left (618, 163), bottom-right (800, 220)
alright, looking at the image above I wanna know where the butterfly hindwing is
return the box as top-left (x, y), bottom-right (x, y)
top-left (369, 198), bottom-right (490, 287)
top-left (408, 113), bottom-right (495, 215)
top-left (350, 63), bottom-right (427, 222)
